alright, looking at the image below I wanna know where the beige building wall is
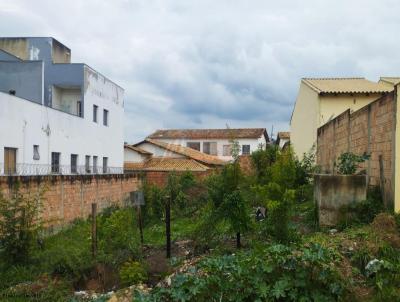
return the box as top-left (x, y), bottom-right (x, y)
top-left (319, 93), bottom-right (384, 126)
top-left (291, 81), bottom-right (388, 159)
top-left (290, 82), bottom-right (319, 158)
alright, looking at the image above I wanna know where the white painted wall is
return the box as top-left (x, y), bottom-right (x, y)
top-left (278, 138), bottom-right (289, 149)
top-left (135, 142), bottom-right (185, 158)
top-left (153, 137), bottom-right (266, 160)
top-left (0, 68), bottom-right (124, 174)
top-left (124, 148), bottom-right (149, 163)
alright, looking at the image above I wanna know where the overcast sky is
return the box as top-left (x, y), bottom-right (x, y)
top-left (1, 0), bottom-right (400, 142)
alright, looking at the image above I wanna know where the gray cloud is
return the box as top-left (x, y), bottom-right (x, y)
top-left (1, 0), bottom-right (400, 142)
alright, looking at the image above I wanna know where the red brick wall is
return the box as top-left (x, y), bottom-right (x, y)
top-left (238, 155), bottom-right (252, 175)
top-left (317, 92), bottom-right (395, 202)
top-left (0, 173), bottom-right (141, 226)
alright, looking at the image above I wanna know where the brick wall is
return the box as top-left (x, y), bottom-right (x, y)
top-left (317, 92), bottom-right (395, 203)
top-left (0, 173), bottom-right (141, 226)
top-left (238, 155), bottom-right (252, 175)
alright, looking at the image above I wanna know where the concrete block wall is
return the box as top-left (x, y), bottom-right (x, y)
top-left (0, 173), bottom-right (141, 226)
top-left (317, 92), bottom-right (395, 203)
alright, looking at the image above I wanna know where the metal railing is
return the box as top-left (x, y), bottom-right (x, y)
top-left (0, 163), bottom-right (123, 176)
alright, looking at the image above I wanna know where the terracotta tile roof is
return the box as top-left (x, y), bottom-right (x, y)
top-left (124, 162), bottom-right (146, 170)
top-left (124, 144), bottom-right (153, 155)
top-left (277, 131), bottom-right (290, 139)
top-left (148, 128), bottom-right (269, 140)
top-left (302, 78), bottom-right (393, 94)
top-left (148, 158), bottom-right (208, 171)
top-left (135, 139), bottom-right (228, 166)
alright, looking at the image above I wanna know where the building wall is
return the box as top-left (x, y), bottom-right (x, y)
top-left (154, 137), bottom-right (266, 160)
top-left (0, 61), bottom-right (43, 104)
top-left (290, 82), bottom-right (320, 158)
top-left (291, 80), bottom-right (387, 159)
top-left (135, 142), bottom-right (185, 158)
top-left (0, 92), bottom-right (124, 171)
top-left (124, 148), bottom-right (149, 163)
top-left (317, 91), bottom-right (395, 207)
top-left (319, 93), bottom-right (384, 125)
top-left (0, 173), bottom-right (140, 225)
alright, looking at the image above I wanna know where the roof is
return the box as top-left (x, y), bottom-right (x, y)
top-left (148, 128), bottom-right (269, 141)
top-left (379, 77), bottom-right (400, 86)
top-left (125, 157), bottom-right (209, 172)
top-left (277, 132), bottom-right (290, 140)
top-left (302, 78), bottom-right (393, 94)
top-left (134, 138), bottom-right (228, 166)
top-left (124, 144), bottom-right (152, 155)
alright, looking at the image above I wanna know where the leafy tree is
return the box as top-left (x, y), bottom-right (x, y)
top-left (0, 182), bottom-right (44, 264)
top-left (251, 144), bottom-right (279, 183)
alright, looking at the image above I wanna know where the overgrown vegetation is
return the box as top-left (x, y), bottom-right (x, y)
top-left (1, 144), bottom-right (400, 301)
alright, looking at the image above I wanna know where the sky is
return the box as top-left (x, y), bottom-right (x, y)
top-left (1, 0), bottom-right (400, 142)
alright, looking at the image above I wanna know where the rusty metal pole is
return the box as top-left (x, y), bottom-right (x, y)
top-left (91, 203), bottom-right (97, 259)
top-left (165, 194), bottom-right (171, 258)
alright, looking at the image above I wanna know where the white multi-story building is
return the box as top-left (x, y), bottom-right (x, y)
top-left (146, 128), bottom-right (269, 160)
top-left (0, 37), bottom-right (124, 175)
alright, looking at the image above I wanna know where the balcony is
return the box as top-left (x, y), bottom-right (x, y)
top-left (0, 163), bottom-right (123, 176)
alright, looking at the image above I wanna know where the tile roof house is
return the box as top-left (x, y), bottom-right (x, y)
top-left (290, 77), bottom-right (395, 158)
top-left (147, 128), bottom-right (269, 160)
top-left (276, 132), bottom-right (290, 149)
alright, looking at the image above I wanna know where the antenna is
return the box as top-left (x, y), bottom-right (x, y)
top-left (270, 125), bottom-right (274, 142)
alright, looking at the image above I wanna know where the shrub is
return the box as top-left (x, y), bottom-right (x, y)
top-left (97, 208), bottom-right (140, 265)
top-left (119, 260), bottom-right (147, 287)
top-left (336, 152), bottom-right (369, 175)
top-left (0, 182), bottom-right (44, 264)
top-left (135, 243), bottom-right (345, 301)
top-left (265, 187), bottom-right (296, 243)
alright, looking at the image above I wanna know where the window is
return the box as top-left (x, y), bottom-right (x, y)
top-left (85, 155), bottom-right (91, 173)
top-left (93, 156), bottom-right (98, 173)
top-left (93, 105), bottom-right (98, 123)
top-left (203, 142), bottom-right (217, 155)
top-left (187, 142), bottom-right (200, 151)
top-left (103, 109), bottom-right (109, 126)
top-left (4, 147), bottom-right (17, 174)
top-left (103, 157), bottom-right (108, 173)
top-left (77, 101), bottom-right (82, 117)
top-left (33, 145), bottom-right (40, 160)
top-left (242, 145), bottom-right (251, 155)
top-left (71, 154), bottom-right (78, 174)
top-left (51, 152), bottom-right (61, 173)
top-left (223, 144), bottom-right (232, 156)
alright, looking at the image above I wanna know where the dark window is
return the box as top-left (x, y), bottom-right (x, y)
top-left (4, 147), bottom-right (17, 174)
top-left (242, 145), bottom-right (251, 155)
top-left (85, 155), bottom-right (91, 173)
top-left (187, 142), bottom-right (200, 151)
top-left (77, 101), bottom-right (82, 117)
top-left (93, 156), bottom-right (98, 173)
top-left (93, 105), bottom-right (98, 123)
top-left (71, 154), bottom-right (78, 173)
top-left (223, 144), bottom-right (232, 156)
top-left (33, 145), bottom-right (40, 160)
top-left (203, 142), bottom-right (217, 155)
top-left (51, 152), bottom-right (61, 173)
top-left (103, 157), bottom-right (108, 173)
top-left (103, 109), bottom-right (109, 126)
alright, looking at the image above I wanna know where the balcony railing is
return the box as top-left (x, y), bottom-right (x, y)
top-left (0, 163), bottom-right (123, 176)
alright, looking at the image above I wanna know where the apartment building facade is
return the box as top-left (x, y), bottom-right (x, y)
top-left (147, 128), bottom-right (269, 160)
top-left (0, 37), bottom-right (124, 175)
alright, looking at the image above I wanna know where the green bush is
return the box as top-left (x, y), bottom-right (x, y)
top-left (336, 152), bottom-right (369, 175)
top-left (135, 243), bottom-right (345, 301)
top-left (119, 260), bottom-right (147, 287)
top-left (97, 208), bottom-right (140, 265)
top-left (0, 182), bottom-right (44, 264)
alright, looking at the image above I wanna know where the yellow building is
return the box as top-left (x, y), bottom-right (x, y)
top-left (290, 78), bottom-right (394, 158)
